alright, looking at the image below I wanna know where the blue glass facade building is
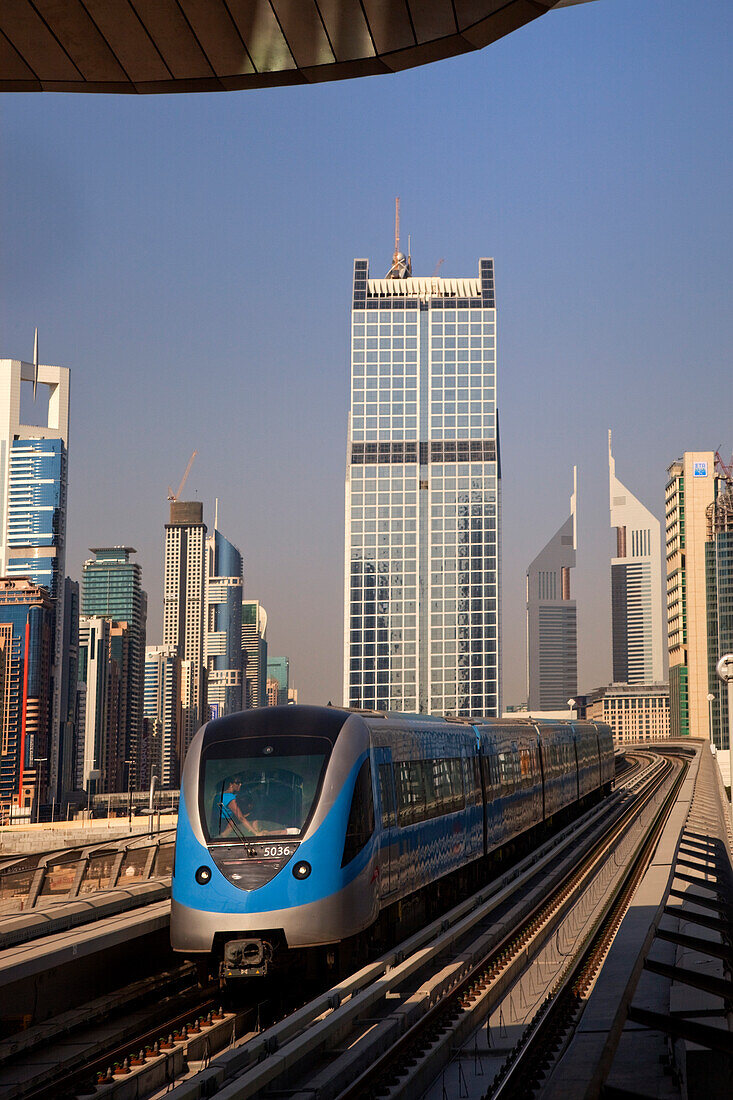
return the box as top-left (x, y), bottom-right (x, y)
top-left (6, 438), bottom-right (66, 596)
top-left (205, 529), bottom-right (243, 718)
top-left (82, 548), bottom-right (147, 787)
top-left (267, 656), bottom-right (289, 706)
top-left (0, 357), bottom-right (70, 803)
top-left (0, 580), bottom-right (54, 820)
top-left (242, 600), bottom-right (267, 708)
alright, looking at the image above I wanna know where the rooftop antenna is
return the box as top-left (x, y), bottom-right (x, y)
top-left (386, 197), bottom-right (411, 279)
top-left (214, 497), bottom-right (219, 530)
top-left (394, 195), bottom-right (400, 257)
top-left (33, 328), bottom-right (38, 400)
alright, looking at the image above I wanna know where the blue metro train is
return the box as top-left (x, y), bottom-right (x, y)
top-left (171, 705), bottom-right (614, 978)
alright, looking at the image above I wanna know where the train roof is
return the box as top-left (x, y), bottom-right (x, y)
top-left (201, 705), bottom-right (352, 747)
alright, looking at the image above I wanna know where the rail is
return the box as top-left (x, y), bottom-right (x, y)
top-left (0, 830), bottom-right (175, 912)
top-left (164, 753), bottom-right (664, 1099)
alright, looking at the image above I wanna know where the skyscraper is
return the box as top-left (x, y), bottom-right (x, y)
top-left (666, 452), bottom-right (721, 738)
top-left (144, 644), bottom-right (182, 789)
top-left (526, 468), bottom-right (577, 711)
top-left (57, 577), bottom-right (79, 799)
top-left (705, 472), bottom-right (733, 754)
top-left (267, 656), bottom-right (290, 706)
top-left (76, 616), bottom-right (132, 794)
top-left (242, 600), bottom-right (267, 708)
top-left (344, 244), bottom-right (500, 716)
top-left (205, 522), bottom-right (243, 718)
top-left (76, 616), bottom-right (109, 796)
top-left (0, 578), bottom-right (54, 821)
top-left (609, 433), bottom-right (664, 685)
top-left (0, 357), bottom-right (70, 797)
top-left (82, 547), bottom-right (147, 786)
top-left (163, 501), bottom-right (207, 756)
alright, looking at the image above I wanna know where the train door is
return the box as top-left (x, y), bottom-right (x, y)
top-left (374, 748), bottom-right (399, 897)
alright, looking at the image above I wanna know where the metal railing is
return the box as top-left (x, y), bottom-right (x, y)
top-left (0, 831), bottom-right (175, 913)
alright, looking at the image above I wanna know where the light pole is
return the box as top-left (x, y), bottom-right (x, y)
top-left (124, 760), bottom-right (133, 828)
top-left (149, 773), bottom-right (159, 833)
top-left (567, 698), bottom-right (576, 722)
top-left (33, 759), bottom-right (47, 824)
top-left (715, 656), bottom-right (733, 825)
top-left (707, 692), bottom-right (715, 746)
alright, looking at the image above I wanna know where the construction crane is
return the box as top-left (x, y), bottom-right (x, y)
top-left (168, 450), bottom-right (198, 502)
top-left (715, 450), bottom-right (733, 483)
top-left (432, 258), bottom-right (445, 277)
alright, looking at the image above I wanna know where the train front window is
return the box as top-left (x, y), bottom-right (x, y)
top-left (201, 736), bottom-right (331, 841)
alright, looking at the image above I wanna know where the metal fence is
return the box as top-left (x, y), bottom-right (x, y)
top-left (0, 832), bottom-right (175, 913)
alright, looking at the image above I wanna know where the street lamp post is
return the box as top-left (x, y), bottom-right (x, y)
top-left (707, 692), bottom-right (715, 745)
top-left (149, 773), bottom-right (159, 834)
top-left (124, 760), bottom-right (133, 828)
top-left (567, 698), bottom-right (576, 722)
top-left (33, 761), bottom-right (47, 822)
top-left (715, 656), bottom-right (733, 826)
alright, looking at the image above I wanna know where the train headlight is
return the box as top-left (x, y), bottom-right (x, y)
top-left (292, 860), bottom-right (311, 880)
top-left (195, 865), bottom-right (212, 885)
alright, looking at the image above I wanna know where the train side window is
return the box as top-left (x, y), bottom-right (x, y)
top-left (395, 761), bottom-right (412, 827)
top-left (459, 756), bottom-right (475, 807)
top-left (396, 760), bottom-right (426, 827)
top-left (342, 759), bottom-right (375, 867)
top-left (378, 763), bottom-right (397, 829)
top-left (432, 758), bottom-right (452, 816)
top-left (447, 758), bottom-right (465, 812)
top-left (498, 752), bottom-right (512, 793)
top-left (423, 760), bottom-right (440, 820)
top-left (411, 761), bottom-right (429, 822)
top-left (487, 754), bottom-right (500, 789)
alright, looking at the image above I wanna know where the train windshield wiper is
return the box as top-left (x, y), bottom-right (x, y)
top-left (217, 801), bottom-right (249, 844)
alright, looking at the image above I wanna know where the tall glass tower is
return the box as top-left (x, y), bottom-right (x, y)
top-left (164, 501), bottom-right (207, 756)
top-left (344, 246), bottom-right (500, 717)
top-left (241, 600), bottom-right (267, 708)
top-left (0, 357), bottom-right (70, 799)
top-left (205, 525), bottom-right (243, 718)
top-left (526, 468), bottom-right (577, 710)
top-left (82, 547), bottom-right (147, 787)
top-left (609, 432), bottom-right (664, 686)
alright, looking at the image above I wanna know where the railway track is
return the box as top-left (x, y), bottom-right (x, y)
top-left (155, 751), bottom-right (670, 1100)
top-left (485, 750), bottom-right (687, 1098)
top-left (0, 754), bottom-right (657, 1100)
top-left (0, 964), bottom-right (227, 1100)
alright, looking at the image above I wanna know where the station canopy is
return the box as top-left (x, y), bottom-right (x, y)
top-left (0, 1), bottom-right (582, 94)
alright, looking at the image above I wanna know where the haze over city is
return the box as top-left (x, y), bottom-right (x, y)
top-left (1, 0), bottom-right (731, 707)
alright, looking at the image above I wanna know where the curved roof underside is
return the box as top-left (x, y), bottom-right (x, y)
top-left (0, 0), bottom-right (567, 95)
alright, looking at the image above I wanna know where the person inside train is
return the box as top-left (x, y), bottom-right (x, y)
top-left (216, 776), bottom-right (263, 838)
top-left (232, 790), bottom-right (262, 836)
top-left (212, 775), bottom-right (258, 838)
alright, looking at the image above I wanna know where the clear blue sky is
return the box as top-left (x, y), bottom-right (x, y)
top-left (1, 0), bottom-right (731, 706)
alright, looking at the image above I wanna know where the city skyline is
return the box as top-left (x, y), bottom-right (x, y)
top-left (2, 1), bottom-right (731, 707)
